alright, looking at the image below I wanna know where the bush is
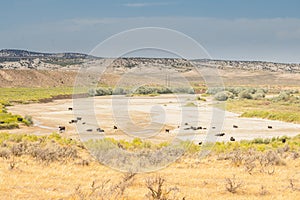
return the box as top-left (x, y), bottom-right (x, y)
top-left (225, 175), bottom-right (243, 193)
top-left (214, 91), bottom-right (234, 101)
top-left (206, 87), bottom-right (224, 95)
top-left (113, 87), bottom-right (126, 95)
top-left (24, 115), bottom-right (33, 126)
top-left (174, 87), bottom-right (194, 94)
top-left (96, 88), bottom-right (113, 96)
top-left (271, 91), bottom-right (290, 102)
top-left (197, 96), bottom-right (207, 101)
top-left (145, 176), bottom-right (183, 200)
top-left (0, 123), bottom-right (19, 130)
top-left (226, 87), bottom-right (245, 96)
top-left (88, 88), bottom-right (96, 96)
top-left (184, 102), bottom-right (197, 107)
top-left (238, 90), bottom-right (253, 99)
top-left (252, 93), bottom-right (265, 100)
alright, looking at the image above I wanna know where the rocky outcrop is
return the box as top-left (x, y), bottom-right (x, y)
top-left (193, 59), bottom-right (300, 73)
top-left (0, 49), bottom-right (299, 73)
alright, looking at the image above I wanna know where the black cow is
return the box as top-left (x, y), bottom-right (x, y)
top-left (184, 127), bottom-right (190, 130)
top-left (282, 138), bottom-right (286, 143)
top-left (197, 126), bottom-right (202, 130)
top-left (198, 142), bottom-right (203, 145)
top-left (0, 121), bottom-right (4, 124)
top-left (203, 127), bottom-right (207, 130)
top-left (76, 117), bottom-right (82, 121)
top-left (69, 119), bottom-right (78, 124)
top-left (68, 107), bottom-right (73, 111)
top-left (185, 122), bottom-right (189, 125)
top-left (82, 122), bottom-right (86, 125)
top-left (268, 126), bottom-right (272, 129)
top-left (212, 126), bottom-right (216, 129)
top-left (233, 125), bottom-right (238, 128)
top-left (86, 129), bottom-right (93, 132)
top-left (58, 126), bottom-right (66, 132)
top-left (165, 129), bottom-right (170, 133)
top-left (191, 126), bottom-right (197, 130)
top-left (230, 137), bottom-right (235, 141)
top-left (113, 125), bottom-right (118, 130)
top-left (96, 128), bottom-right (104, 132)
top-left (215, 133), bottom-right (225, 137)
top-left (17, 117), bottom-right (23, 122)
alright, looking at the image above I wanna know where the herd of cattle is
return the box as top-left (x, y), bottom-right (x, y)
top-left (59, 107), bottom-right (119, 134)
top-left (58, 107), bottom-right (275, 145)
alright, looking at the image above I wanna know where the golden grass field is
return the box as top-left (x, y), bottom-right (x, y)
top-left (0, 147), bottom-right (299, 200)
top-left (0, 132), bottom-right (298, 200)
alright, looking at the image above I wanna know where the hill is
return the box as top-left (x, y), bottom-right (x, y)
top-left (0, 49), bottom-right (300, 87)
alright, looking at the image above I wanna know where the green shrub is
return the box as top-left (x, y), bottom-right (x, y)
top-left (24, 115), bottom-right (33, 126)
top-left (206, 87), bottom-right (224, 95)
top-left (214, 91), bottom-right (234, 101)
top-left (238, 90), bottom-right (253, 99)
top-left (271, 91), bottom-right (290, 102)
top-left (0, 123), bottom-right (19, 130)
top-left (197, 96), bottom-right (207, 101)
top-left (113, 87), bottom-right (127, 95)
top-left (185, 102), bottom-right (197, 107)
top-left (252, 93), bottom-right (265, 100)
top-left (96, 88), bottom-right (113, 96)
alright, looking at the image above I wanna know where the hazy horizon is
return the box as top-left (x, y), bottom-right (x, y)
top-left (2, 48), bottom-right (300, 64)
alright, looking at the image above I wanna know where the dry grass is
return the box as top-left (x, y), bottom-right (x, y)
top-left (0, 145), bottom-right (299, 200)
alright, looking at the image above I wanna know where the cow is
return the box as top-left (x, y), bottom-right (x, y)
top-left (268, 126), bottom-right (273, 129)
top-left (117, 142), bottom-right (125, 149)
top-left (191, 126), bottom-right (197, 130)
top-left (82, 122), bottom-right (86, 125)
top-left (68, 107), bottom-right (73, 111)
top-left (203, 127), bottom-right (207, 130)
top-left (198, 142), bottom-right (203, 145)
top-left (215, 133), bottom-right (225, 137)
top-left (17, 117), bottom-right (23, 122)
top-left (230, 136), bottom-right (235, 141)
top-left (197, 126), bottom-right (202, 130)
top-left (86, 129), bottom-right (93, 132)
top-left (165, 129), bottom-right (170, 133)
top-left (58, 126), bottom-right (65, 132)
top-left (0, 121), bottom-right (4, 124)
top-left (113, 125), bottom-right (118, 130)
top-left (212, 126), bottom-right (216, 129)
top-left (185, 122), bottom-right (189, 125)
top-left (69, 119), bottom-right (78, 124)
top-left (184, 127), bottom-right (190, 130)
top-left (96, 128), bottom-right (104, 132)
top-left (233, 125), bottom-right (238, 128)
top-left (282, 138), bottom-right (286, 143)
top-left (76, 117), bottom-right (82, 121)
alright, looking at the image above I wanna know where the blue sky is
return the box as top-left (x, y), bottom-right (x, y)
top-left (1, 0), bottom-right (300, 62)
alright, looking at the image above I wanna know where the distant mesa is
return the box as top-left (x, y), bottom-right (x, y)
top-left (0, 49), bottom-right (89, 59)
top-left (0, 49), bottom-right (299, 74)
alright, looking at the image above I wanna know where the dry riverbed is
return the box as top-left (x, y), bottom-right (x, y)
top-left (5, 94), bottom-right (300, 143)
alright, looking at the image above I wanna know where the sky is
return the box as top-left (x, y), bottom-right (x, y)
top-left (1, 0), bottom-right (300, 63)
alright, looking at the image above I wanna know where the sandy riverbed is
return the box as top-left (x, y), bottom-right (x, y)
top-left (4, 94), bottom-right (300, 144)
